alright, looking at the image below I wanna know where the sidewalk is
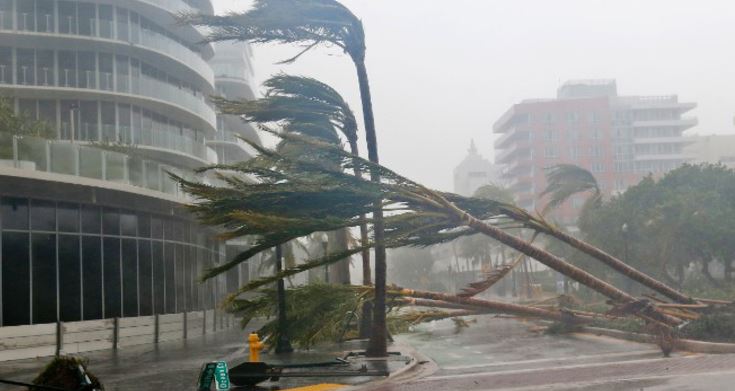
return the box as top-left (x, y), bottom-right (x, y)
top-left (0, 322), bottom-right (414, 390)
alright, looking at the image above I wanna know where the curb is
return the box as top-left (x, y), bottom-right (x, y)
top-left (577, 326), bottom-right (735, 354)
top-left (341, 342), bottom-right (438, 390)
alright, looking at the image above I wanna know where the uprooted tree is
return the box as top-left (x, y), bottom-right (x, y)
top-left (174, 130), bottom-right (735, 353)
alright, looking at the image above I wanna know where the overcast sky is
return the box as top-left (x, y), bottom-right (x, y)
top-left (212, 0), bottom-right (735, 191)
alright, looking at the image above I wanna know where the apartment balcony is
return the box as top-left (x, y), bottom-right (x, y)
top-left (0, 28), bottom-right (215, 91)
top-left (495, 141), bottom-right (531, 164)
top-left (494, 127), bottom-right (529, 149)
top-left (507, 175), bottom-right (533, 193)
top-left (633, 153), bottom-right (696, 162)
top-left (632, 136), bottom-right (696, 145)
top-left (206, 130), bottom-right (257, 160)
top-left (503, 157), bottom-right (533, 176)
top-left (0, 136), bottom-right (209, 202)
top-left (619, 95), bottom-right (697, 113)
top-left (1, 75), bottom-right (217, 134)
top-left (631, 117), bottom-right (698, 130)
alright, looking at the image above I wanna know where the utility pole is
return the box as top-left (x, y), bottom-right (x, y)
top-left (274, 245), bottom-right (293, 354)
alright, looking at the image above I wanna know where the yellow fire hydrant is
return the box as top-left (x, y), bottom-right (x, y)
top-left (248, 332), bottom-right (264, 362)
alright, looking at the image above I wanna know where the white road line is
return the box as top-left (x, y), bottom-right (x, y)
top-left (440, 349), bottom-right (662, 371)
top-left (424, 354), bottom-right (699, 381)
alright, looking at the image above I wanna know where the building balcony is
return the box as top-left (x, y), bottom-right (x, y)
top-left (206, 130), bottom-right (257, 161)
top-left (0, 77), bottom-right (217, 134)
top-left (631, 117), bottom-right (698, 130)
top-left (632, 136), bottom-right (696, 145)
top-left (494, 127), bottom-right (530, 149)
top-left (503, 157), bottom-right (533, 176)
top-left (0, 136), bottom-right (213, 202)
top-left (0, 29), bottom-right (215, 91)
top-left (633, 153), bottom-right (696, 162)
top-left (495, 141), bottom-right (531, 164)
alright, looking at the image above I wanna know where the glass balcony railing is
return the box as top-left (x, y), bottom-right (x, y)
top-left (59, 122), bottom-right (217, 164)
top-left (0, 135), bottom-right (213, 201)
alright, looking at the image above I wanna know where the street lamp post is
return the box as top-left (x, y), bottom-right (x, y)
top-left (321, 237), bottom-right (329, 283)
top-left (274, 244), bottom-right (293, 354)
top-left (621, 223), bottom-right (633, 294)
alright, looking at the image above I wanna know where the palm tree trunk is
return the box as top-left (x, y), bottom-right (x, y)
top-left (352, 59), bottom-right (388, 357)
top-left (443, 202), bottom-right (682, 327)
top-left (540, 228), bottom-right (696, 304)
top-left (393, 288), bottom-right (592, 323)
top-left (348, 139), bottom-right (373, 338)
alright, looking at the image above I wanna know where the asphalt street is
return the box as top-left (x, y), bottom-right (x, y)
top-left (363, 315), bottom-right (735, 390)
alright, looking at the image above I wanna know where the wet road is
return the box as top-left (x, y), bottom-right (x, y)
top-left (363, 315), bottom-right (735, 390)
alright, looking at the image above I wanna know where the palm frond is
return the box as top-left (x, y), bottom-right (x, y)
top-left (541, 164), bottom-right (601, 212)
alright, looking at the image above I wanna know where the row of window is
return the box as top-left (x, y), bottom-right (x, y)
top-left (540, 145), bottom-right (605, 159)
top-left (0, 197), bottom-right (231, 326)
top-left (515, 111), bottom-right (604, 126)
top-left (0, 47), bottom-right (206, 112)
top-left (9, 98), bottom-right (208, 159)
top-left (0, 0), bottom-right (200, 56)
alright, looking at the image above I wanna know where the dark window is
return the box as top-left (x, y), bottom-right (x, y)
top-left (120, 212), bottom-right (137, 237)
top-left (2, 197), bottom-right (29, 230)
top-left (164, 219), bottom-right (174, 241)
top-left (32, 233), bottom-right (57, 324)
top-left (31, 200), bottom-right (56, 231)
top-left (103, 237), bottom-right (121, 318)
top-left (176, 244), bottom-right (185, 312)
top-left (81, 205), bottom-right (100, 234)
top-left (138, 213), bottom-right (150, 238)
top-left (82, 236), bottom-right (102, 320)
top-left (164, 243), bottom-right (175, 313)
top-left (151, 217), bottom-right (163, 239)
top-left (103, 209), bottom-right (119, 236)
top-left (122, 239), bottom-right (138, 317)
top-left (59, 235), bottom-right (81, 321)
top-left (2, 232), bottom-right (30, 325)
top-left (138, 240), bottom-right (152, 316)
top-left (57, 203), bottom-right (79, 233)
top-left (152, 241), bottom-right (164, 314)
top-left (77, 2), bottom-right (95, 36)
top-left (58, 1), bottom-right (77, 35)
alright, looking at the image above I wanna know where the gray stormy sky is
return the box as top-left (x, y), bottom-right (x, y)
top-left (213, 0), bottom-right (735, 192)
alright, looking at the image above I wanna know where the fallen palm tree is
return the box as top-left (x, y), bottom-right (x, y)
top-left (177, 131), bottom-right (682, 331)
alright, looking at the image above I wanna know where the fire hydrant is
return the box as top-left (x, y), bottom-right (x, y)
top-left (248, 332), bottom-right (264, 362)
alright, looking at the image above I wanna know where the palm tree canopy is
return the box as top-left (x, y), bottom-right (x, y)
top-left (213, 75), bottom-right (357, 144)
top-left (181, 0), bottom-right (366, 62)
top-left (541, 164), bottom-right (602, 212)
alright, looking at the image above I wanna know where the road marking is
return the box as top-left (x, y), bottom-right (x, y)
top-left (281, 384), bottom-right (345, 391)
top-left (424, 354), bottom-right (699, 381)
top-left (500, 369), bottom-right (735, 391)
top-left (440, 349), bottom-right (662, 371)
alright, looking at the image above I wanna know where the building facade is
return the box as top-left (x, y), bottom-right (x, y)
top-left (0, 0), bottom-right (257, 327)
top-left (453, 140), bottom-right (503, 197)
top-left (494, 80), bottom-right (697, 224)
top-left (684, 134), bottom-right (735, 169)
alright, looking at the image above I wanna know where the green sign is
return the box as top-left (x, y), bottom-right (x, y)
top-left (214, 361), bottom-right (230, 390)
top-left (198, 361), bottom-right (230, 390)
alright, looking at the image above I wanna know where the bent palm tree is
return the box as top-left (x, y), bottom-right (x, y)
top-left (177, 131), bottom-right (682, 331)
top-left (183, 0), bottom-right (390, 355)
top-left (541, 164), bottom-right (602, 213)
top-left (217, 74), bottom-right (364, 284)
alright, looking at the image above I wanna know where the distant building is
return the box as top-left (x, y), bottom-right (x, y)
top-left (453, 140), bottom-right (503, 196)
top-left (494, 79), bottom-right (697, 224)
top-left (685, 134), bottom-right (735, 168)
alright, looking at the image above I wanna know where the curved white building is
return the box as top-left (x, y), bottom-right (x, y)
top-left (0, 0), bottom-right (257, 329)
